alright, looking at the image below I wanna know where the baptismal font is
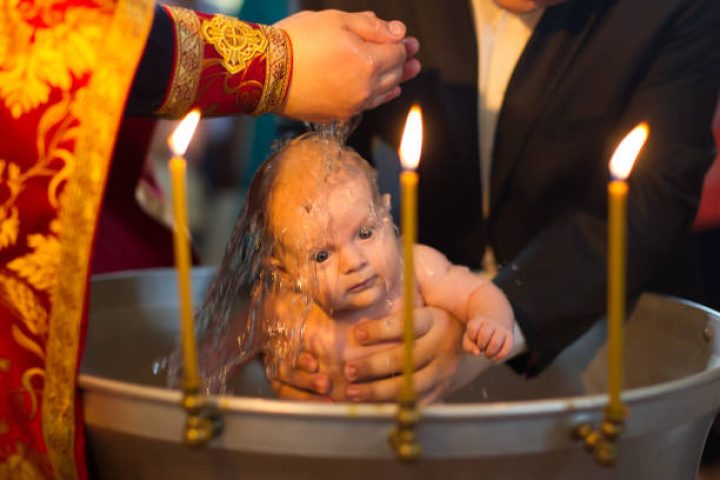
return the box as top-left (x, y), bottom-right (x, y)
top-left (79, 110), bottom-right (720, 480)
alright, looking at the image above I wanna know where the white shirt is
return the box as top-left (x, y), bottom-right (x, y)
top-left (467, 2), bottom-right (544, 360)
top-left (469, 0), bottom-right (542, 274)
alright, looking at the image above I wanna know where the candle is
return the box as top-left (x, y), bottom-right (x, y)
top-left (168, 109), bottom-right (202, 392)
top-left (398, 105), bottom-right (423, 404)
top-left (606, 122), bottom-right (648, 417)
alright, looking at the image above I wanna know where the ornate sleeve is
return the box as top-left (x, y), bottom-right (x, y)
top-left (155, 5), bottom-right (293, 117)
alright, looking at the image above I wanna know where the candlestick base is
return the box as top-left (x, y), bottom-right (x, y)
top-left (389, 401), bottom-right (421, 462)
top-left (573, 406), bottom-right (627, 467)
top-left (182, 388), bottom-right (224, 448)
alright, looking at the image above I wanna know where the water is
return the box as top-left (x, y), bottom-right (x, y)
top-left (151, 356), bottom-right (167, 376)
top-left (167, 120), bottom-right (405, 397)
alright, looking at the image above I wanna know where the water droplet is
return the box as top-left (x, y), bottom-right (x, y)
top-left (151, 356), bottom-right (168, 376)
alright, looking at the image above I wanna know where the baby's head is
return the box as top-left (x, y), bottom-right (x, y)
top-left (264, 134), bottom-right (401, 314)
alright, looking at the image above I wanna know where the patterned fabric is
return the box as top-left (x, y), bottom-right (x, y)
top-left (0, 2), bottom-right (293, 477)
top-left (0, 0), bottom-right (155, 478)
top-left (156, 5), bottom-right (292, 117)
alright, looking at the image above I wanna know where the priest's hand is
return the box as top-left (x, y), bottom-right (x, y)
top-left (275, 10), bottom-right (421, 121)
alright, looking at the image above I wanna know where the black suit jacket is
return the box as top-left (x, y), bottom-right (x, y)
top-left (304, 0), bottom-right (720, 375)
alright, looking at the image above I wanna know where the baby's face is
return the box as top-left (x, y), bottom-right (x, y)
top-left (272, 174), bottom-right (401, 314)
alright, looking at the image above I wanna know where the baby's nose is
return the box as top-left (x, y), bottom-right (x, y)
top-left (341, 245), bottom-right (367, 274)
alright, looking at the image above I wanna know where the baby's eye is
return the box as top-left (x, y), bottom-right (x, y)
top-left (358, 226), bottom-right (373, 240)
top-left (313, 251), bottom-right (329, 263)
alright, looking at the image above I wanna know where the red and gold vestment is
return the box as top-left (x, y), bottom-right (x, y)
top-left (0, 1), bottom-right (291, 477)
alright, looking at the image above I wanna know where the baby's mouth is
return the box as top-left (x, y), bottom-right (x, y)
top-left (347, 275), bottom-right (377, 294)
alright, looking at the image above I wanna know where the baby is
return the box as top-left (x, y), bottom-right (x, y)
top-left (254, 133), bottom-right (515, 400)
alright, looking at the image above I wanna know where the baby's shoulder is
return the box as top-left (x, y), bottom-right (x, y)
top-left (413, 243), bottom-right (453, 273)
top-left (413, 243), bottom-right (446, 260)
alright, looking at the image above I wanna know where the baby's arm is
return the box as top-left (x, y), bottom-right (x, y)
top-left (414, 245), bottom-right (515, 361)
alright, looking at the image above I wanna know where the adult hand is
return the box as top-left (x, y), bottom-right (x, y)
top-left (266, 350), bottom-right (332, 402)
top-left (266, 301), bottom-right (433, 402)
top-left (266, 305), bottom-right (477, 404)
top-left (262, 292), bottom-right (334, 401)
top-left (342, 306), bottom-right (466, 404)
top-left (275, 10), bottom-right (421, 121)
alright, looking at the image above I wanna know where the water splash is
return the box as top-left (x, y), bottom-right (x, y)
top-left (310, 117), bottom-right (362, 144)
top-left (167, 118), bottom-right (376, 394)
top-left (151, 356), bottom-right (168, 376)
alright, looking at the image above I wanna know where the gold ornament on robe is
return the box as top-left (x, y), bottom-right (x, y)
top-left (0, 1), bottom-right (110, 119)
top-left (201, 14), bottom-right (268, 75)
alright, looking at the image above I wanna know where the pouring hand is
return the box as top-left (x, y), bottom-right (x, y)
top-left (275, 10), bottom-right (421, 121)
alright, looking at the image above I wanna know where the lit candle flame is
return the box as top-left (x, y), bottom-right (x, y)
top-left (169, 109), bottom-right (201, 156)
top-left (609, 123), bottom-right (649, 180)
top-left (399, 105), bottom-right (423, 170)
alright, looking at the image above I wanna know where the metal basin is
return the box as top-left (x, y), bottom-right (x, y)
top-left (80, 268), bottom-right (720, 479)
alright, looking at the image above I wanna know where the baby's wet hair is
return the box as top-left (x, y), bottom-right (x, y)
top-left (267, 132), bottom-right (384, 216)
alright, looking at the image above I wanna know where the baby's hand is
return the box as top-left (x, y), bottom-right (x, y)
top-left (463, 316), bottom-right (513, 361)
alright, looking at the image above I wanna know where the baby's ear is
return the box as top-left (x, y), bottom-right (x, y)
top-left (382, 193), bottom-right (392, 212)
top-left (266, 256), bottom-right (287, 274)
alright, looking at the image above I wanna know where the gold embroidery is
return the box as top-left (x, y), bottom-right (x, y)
top-left (0, 358), bottom-right (8, 371)
top-left (0, 442), bottom-right (52, 480)
top-left (40, 96), bottom-right (79, 210)
top-left (41, 0), bottom-right (155, 478)
top-left (8, 224), bottom-right (61, 293)
top-left (252, 26), bottom-right (291, 115)
top-left (0, 274), bottom-right (48, 338)
top-left (0, 272), bottom-right (48, 335)
top-left (0, 159), bottom-right (25, 251)
top-left (0, 207), bottom-right (19, 249)
top-left (155, 6), bottom-right (202, 116)
top-left (12, 325), bottom-right (45, 362)
top-left (0, 1), bottom-right (110, 118)
top-left (0, 90), bottom-right (77, 255)
top-left (201, 14), bottom-right (267, 75)
top-left (21, 367), bottom-right (44, 418)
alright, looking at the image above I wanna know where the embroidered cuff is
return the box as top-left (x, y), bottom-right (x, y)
top-left (155, 6), bottom-right (202, 116)
top-left (252, 25), bottom-right (292, 116)
top-left (156, 6), bottom-right (292, 117)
